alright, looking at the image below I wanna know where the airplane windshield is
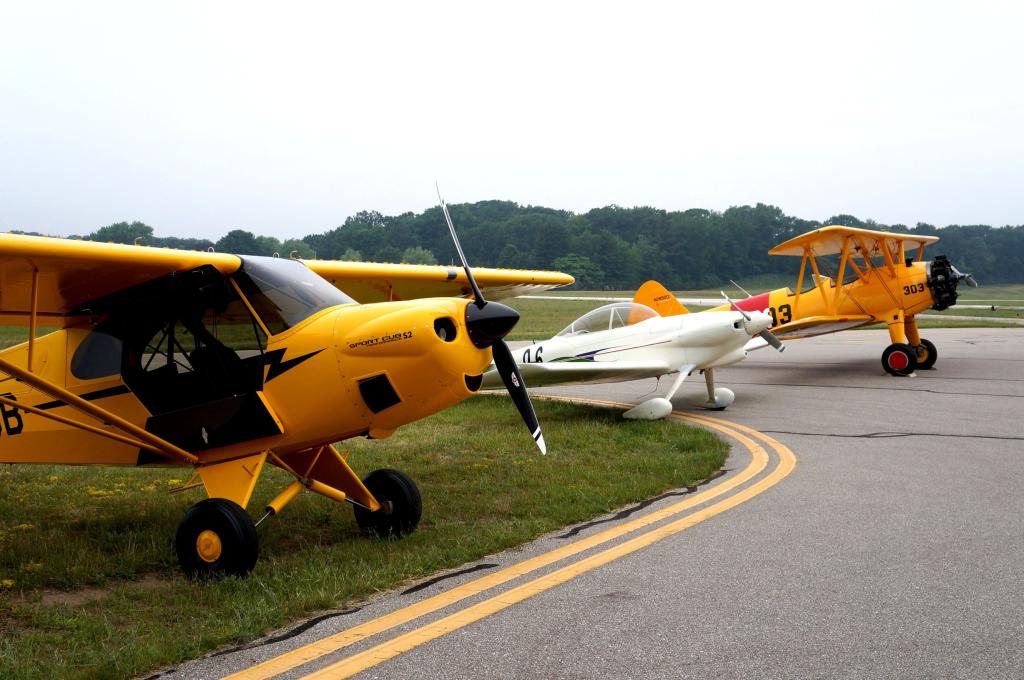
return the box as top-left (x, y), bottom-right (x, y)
top-left (233, 256), bottom-right (356, 334)
top-left (556, 302), bottom-right (658, 336)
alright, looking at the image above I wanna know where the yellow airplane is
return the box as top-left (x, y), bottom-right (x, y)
top-left (708, 225), bottom-right (976, 376)
top-left (0, 212), bottom-right (570, 577)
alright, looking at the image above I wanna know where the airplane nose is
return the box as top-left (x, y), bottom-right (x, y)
top-left (745, 311), bottom-right (772, 335)
top-left (465, 301), bottom-right (520, 348)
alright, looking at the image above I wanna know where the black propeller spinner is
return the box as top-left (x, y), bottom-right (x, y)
top-left (438, 187), bottom-right (546, 454)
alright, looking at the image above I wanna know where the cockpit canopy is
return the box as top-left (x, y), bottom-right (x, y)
top-left (556, 302), bottom-right (659, 337)
top-left (234, 256), bottom-right (356, 334)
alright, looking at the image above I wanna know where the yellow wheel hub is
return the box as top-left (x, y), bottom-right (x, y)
top-left (196, 530), bottom-right (223, 563)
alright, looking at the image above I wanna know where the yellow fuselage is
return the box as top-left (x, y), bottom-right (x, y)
top-left (0, 298), bottom-right (490, 467)
top-left (711, 260), bottom-right (934, 340)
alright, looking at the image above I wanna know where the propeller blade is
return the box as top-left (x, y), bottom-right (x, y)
top-left (437, 184), bottom-right (487, 308)
top-left (966, 274), bottom-right (979, 288)
top-left (760, 329), bottom-right (786, 352)
top-left (491, 339), bottom-right (546, 455)
top-left (720, 290), bottom-right (751, 321)
top-left (437, 185), bottom-right (546, 454)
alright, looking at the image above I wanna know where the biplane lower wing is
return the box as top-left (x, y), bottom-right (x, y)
top-left (772, 314), bottom-right (876, 340)
top-left (482, 359), bottom-right (672, 389)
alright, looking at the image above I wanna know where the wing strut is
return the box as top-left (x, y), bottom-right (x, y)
top-left (0, 356), bottom-right (198, 465)
top-left (27, 267), bottom-right (39, 372)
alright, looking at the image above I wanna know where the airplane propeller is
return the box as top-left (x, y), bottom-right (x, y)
top-left (720, 291), bottom-right (786, 352)
top-left (952, 265), bottom-right (978, 288)
top-left (438, 187), bottom-right (547, 454)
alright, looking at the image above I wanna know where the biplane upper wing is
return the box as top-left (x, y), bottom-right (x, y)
top-left (769, 226), bottom-right (939, 258)
top-left (0, 233), bottom-right (241, 326)
top-left (304, 260), bottom-right (574, 303)
top-left (481, 359), bottom-right (671, 389)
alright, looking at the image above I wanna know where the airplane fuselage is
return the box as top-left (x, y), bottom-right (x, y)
top-left (517, 309), bottom-right (765, 373)
top-left (715, 260), bottom-right (937, 339)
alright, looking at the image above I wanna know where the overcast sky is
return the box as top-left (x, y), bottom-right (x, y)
top-left (2, 1), bottom-right (1022, 240)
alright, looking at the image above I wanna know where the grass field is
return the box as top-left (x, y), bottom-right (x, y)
top-left (0, 396), bottom-right (727, 679)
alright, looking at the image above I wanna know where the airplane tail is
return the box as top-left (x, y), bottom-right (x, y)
top-left (633, 280), bottom-right (689, 317)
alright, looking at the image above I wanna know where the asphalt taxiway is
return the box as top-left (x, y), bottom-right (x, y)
top-left (167, 328), bottom-right (1023, 679)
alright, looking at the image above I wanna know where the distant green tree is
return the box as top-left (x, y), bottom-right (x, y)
top-left (254, 235), bottom-right (283, 256)
top-left (552, 254), bottom-right (604, 288)
top-left (216, 230), bottom-right (261, 255)
top-left (339, 247), bottom-right (363, 261)
top-left (282, 239), bottom-right (314, 259)
top-left (497, 243), bottom-right (527, 268)
top-left (376, 245), bottom-right (402, 262)
top-left (401, 246), bottom-right (437, 264)
top-left (87, 221), bottom-right (153, 244)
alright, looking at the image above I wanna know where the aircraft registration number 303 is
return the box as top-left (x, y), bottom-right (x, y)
top-left (767, 304), bottom-right (792, 327)
top-left (903, 283), bottom-right (926, 295)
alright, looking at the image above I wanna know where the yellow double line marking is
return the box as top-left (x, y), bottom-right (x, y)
top-left (228, 405), bottom-right (795, 680)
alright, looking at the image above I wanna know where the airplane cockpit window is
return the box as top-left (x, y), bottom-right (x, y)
top-left (556, 302), bottom-right (658, 336)
top-left (233, 256), bottom-right (355, 335)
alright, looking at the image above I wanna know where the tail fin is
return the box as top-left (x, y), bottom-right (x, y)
top-left (633, 280), bottom-right (689, 317)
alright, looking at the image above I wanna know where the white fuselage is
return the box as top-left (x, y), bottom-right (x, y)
top-left (516, 309), bottom-right (771, 373)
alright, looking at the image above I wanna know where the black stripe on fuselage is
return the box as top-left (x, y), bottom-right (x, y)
top-left (33, 384), bottom-right (132, 411)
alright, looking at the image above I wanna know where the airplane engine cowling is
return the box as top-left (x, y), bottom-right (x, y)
top-left (927, 255), bottom-right (961, 311)
top-left (704, 347), bottom-right (748, 369)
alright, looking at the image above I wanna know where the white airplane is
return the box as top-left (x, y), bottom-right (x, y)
top-left (481, 281), bottom-right (784, 419)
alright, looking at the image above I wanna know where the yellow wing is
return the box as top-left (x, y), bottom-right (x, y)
top-left (771, 314), bottom-right (877, 339)
top-left (0, 233), bottom-right (240, 326)
top-left (769, 226), bottom-right (938, 258)
top-left (303, 260), bottom-right (574, 303)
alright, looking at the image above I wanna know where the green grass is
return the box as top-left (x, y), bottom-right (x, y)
top-left (0, 396), bottom-right (727, 679)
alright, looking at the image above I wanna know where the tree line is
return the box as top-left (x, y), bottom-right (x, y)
top-left (32, 202), bottom-right (1024, 288)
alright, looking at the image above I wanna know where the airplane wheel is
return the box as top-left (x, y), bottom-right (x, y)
top-left (914, 338), bottom-right (938, 370)
top-left (354, 469), bottom-right (421, 537)
top-left (175, 498), bottom-right (258, 579)
top-left (881, 343), bottom-right (917, 376)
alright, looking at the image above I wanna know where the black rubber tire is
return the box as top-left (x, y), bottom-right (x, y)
top-left (882, 343), bottom-right (918, 376)
top-left (354, 469), bottom-right (422, 537)
top-left (915, 338), bottom-right (938, 370)
top-left (175, 498), bottom-right (258, 578)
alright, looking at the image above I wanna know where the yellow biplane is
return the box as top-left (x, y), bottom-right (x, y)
top-left (711, 226), bottom-right (976, 375)
top-left (0, 210), bottom-right (570, 577)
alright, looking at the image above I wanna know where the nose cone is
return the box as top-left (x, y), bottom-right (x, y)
top-left (465, 301), bottom-right (520, 348)
top-left (745, 311), bottom-right (773, 336)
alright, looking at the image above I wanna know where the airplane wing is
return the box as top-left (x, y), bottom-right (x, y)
top-left (769, 226), bottom-right (938, 258)
top-left (304, 261), bottom-right (574, 303)
top-left (481, 359), bottom-right (672, 389)
top-left (770, 314), bottom-right (876, 339)
top-left (0, 233), bottom-right (241, 326)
